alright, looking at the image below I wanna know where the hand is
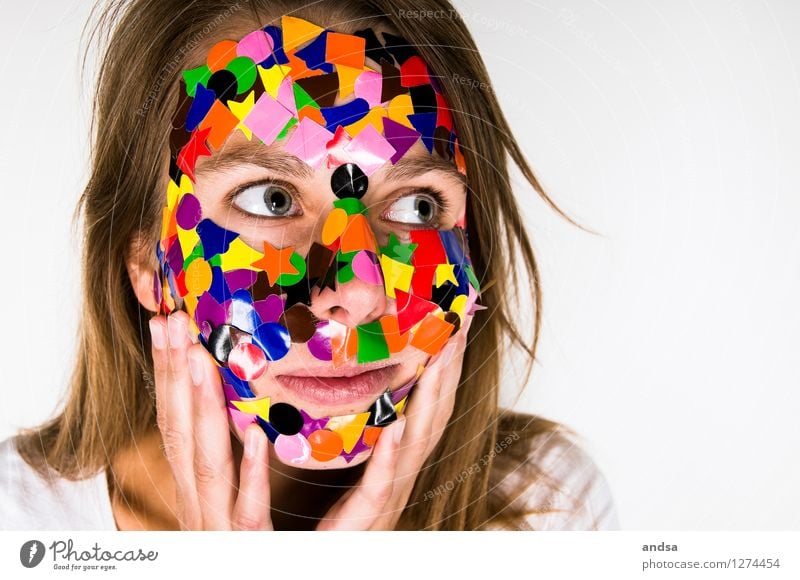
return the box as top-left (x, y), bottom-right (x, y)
top-left (316, 314), bottom-right (472, 530)
top-left (150, 310), bottom-right (273, 530)
top-left (149, 309), bottom-right (471, 531)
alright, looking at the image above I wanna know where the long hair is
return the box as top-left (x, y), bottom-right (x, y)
top-left (16, 0), bottom-right (574, 530)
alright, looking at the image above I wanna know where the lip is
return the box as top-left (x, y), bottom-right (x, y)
top-left (276, 363), bottom-right (400, 407)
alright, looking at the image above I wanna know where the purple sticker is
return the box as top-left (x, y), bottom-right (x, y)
top-left (253, 294), bottom-right (285, 323)
top-left (176, 193), bottom-right (202, 229)
top-left (224, 269), bottom-right (259, 293)
top-left (383, 117), bottom-right (421, 163)
top-left (299, 409), bottom-right (330, 438)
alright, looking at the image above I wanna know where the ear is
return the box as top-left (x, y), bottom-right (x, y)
top-left (126, 232), bottom-right (159, 313)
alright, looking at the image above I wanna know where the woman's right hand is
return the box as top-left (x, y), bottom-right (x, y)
top-left (148, 310), bottom-right (273, 530)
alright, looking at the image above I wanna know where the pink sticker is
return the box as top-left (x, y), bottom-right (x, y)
top-left (237, 30), bottom-right (274, 63)
top-left (228, 407), bottom-right (257, 436)
top-left (243, 92), bottom-right (294, 146)
top-left (283, 117), bottom-right (335, 170)
top-left (277, 76), bottom-right (297, 116)
top-left (351, 251), bottom-right (384, 285)
top-left (343, 124), bottom-right (396, 176)
top-left (354, 70), bottom-right (383, 107)
top-left (274, 433), bottom-right (312, 465)
top-left (325, 125), bottom-right (355, 168)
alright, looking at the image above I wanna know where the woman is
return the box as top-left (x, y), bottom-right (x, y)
top-left (1, 0), bottom-right (618, 531)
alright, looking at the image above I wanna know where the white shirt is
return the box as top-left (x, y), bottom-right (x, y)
top-left (0, 430), bottom-right (619, 531)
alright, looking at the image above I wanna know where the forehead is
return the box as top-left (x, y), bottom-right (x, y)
top-left (169, 16), bottom-right (467, 184)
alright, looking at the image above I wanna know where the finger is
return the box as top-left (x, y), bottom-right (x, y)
top-left (396, 321), bottom-right (468, 476)
top-left (231, 424), bottom-right (273, 530)
top-left (150, 311), bottom-right (202, 529)
top-left (317, 417), bottom-right (405, 531)
top-left (190, 341), bottom-right (237, 530)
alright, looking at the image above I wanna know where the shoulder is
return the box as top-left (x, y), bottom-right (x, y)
top-left (0, 436), bottom-right (116, 530)
top-left (485, 416), bottom-right (620, 531)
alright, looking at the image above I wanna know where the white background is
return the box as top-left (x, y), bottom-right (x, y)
top-left (1, 0), bottom-right (798, 530)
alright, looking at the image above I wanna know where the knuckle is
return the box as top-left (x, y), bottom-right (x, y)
top-left (408, 438), bottom-right (428, 457)
top-left (160, 426), bottom-right (188, 462)
top-left (193, 456), bottom-right (219, 485)
top-left (232, 512), bottom-right (264, 531)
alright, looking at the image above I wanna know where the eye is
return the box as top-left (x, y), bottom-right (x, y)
top-left (382, 191), bottom-right (443, 226)
top-left (232, 182), bottom-right (301, 218)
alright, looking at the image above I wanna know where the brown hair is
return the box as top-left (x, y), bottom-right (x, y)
top-left (16, 0), bottom-right (576, 530)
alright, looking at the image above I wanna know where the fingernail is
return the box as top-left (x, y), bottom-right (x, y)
top-left (245, 426), bottom-right (262, 459)
top-left (187, 350), bottom-right (204, 386)
top-left (393, 418), bottom-right (406, 444)
top-left (149, 319), bottom-right (166, 350)
top-left (167, 315), bottom-right (186, 347)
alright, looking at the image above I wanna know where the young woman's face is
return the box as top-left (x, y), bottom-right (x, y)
top-left (156, 17), bottom-right (479, 469)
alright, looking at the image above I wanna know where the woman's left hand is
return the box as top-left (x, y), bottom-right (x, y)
top-left (316, 315), bottom-right (472, 530)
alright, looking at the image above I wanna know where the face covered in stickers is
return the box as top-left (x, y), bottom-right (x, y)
top-left (155, 16), bottom-right (481, 469)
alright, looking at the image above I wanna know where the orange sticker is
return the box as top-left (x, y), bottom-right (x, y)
top-left (308, 429), bottom-right (344, 461)
top-left (340, 214), bottom-right (378, 253)
top-left (325, 32), bottom-right (366, 69)
top-left (198, 100), bottom-right (239, 150)
top-left (409, 313), bottom-right (455, 355)
top-left (207, 40), bottom-right (238, 72)
top-left (251, 242), bottom-right (299, 285)
top-left (379, 314), bottom-right (409, 353)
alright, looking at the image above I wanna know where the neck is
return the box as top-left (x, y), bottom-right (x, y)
top-left (108, 427), bottom-right (364, 530)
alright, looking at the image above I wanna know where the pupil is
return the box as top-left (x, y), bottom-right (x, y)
top-left (266, 188), bottom-right (290, 215)
top-left (415, 198), bottom-right (433, 222)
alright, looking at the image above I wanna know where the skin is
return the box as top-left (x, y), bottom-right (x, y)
top-left (121, 129), bottom-right (474, 530)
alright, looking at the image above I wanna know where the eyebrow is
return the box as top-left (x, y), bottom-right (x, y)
top-left (194, 138), bottom-right (465, 184)
top-left (382, 154), bottom-right (466, 185)
top-left (194, 141), bottom-right (314, 180)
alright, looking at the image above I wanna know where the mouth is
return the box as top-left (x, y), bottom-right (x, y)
top-left (275, 361), bottom-right (400, 407)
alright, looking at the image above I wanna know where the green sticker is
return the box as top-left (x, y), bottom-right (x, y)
top-left (293, 83), bottom-right (320, 110)
top-left (356, 321), bottom-right (390, 363)
top-left (276, 251), bottom-right (307, 286)
top-left (207, 254), bottom-right (222, 268)
top-left (335, 250), bottom-right (358, 284)
top-left (380, 232), bottom-right (416, 264)
top-left (183, 65), bottom-right (212, 97)
top-left (333, 197), bottom-right (367, 216)
top-left (465, 264), bottom-right (480, 292)
top-left (182, 241), bottom-right (205, 270)
top-left (225, 56), bottom-right (257, 94)
top-left (277, 117), bottom-right (298, 140)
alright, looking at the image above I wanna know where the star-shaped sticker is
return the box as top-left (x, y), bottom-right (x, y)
top-left (176, 126), bottom-right (212, 181)
top-left (379, 232), bottom-right (417, 264)
top-left (251, 241), bottom-right (299, 286)
top-left (435, 263), bottom-right (458, 287)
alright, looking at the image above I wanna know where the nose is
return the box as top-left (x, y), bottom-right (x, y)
top-left (309, 277), bottom-right (388, 327)
top-left (308, 162), bottom-right (387, 327)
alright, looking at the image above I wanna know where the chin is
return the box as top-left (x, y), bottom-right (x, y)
top-left (278, 447), bottom-right (375, 470)
top-left (228, 415), bottom-right (384, 469)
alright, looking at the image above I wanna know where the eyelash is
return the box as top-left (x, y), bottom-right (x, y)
top-left (225, 180), bottom-right (451, 227)
top-left (225, 178), bottom-right (301, 223)
top-left (380, 187), bottom-right (450, 229)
